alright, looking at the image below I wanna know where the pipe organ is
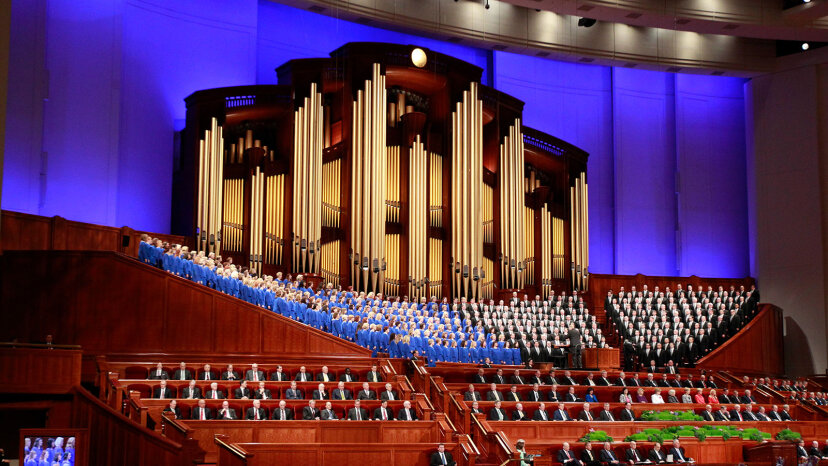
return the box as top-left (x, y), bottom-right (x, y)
top-left (178, 43), bottom-right (589, 299)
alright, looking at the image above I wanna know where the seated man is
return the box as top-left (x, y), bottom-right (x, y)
top-left (217, 400), bottom-right (237, 420)
top-left (625, 440), bottom-right (646, 464)
top-left (191, 399), bottom-right (213, 420)
top-left (619, 402), bottom-right (636, 421)
top-left (470, 401), bottom-right (482, 415)
top-left (234, 380), bottom-right (252, 400)
top-left (532, 402), bottom-right (551, 421)
top-left (366, 364), bottom-right (384, 383)
top-left (557, 442), bottom-right (582, 466)
top-left (577, 402), bottom-right (594, 421)
top-left (492, 368), bottom-right (506, 384)
top-left (553, 403), bottom-right (572, 421)
top-left (511, 403), bottom-right (529, 421)
top-left (796, 440), bottom-right (809, 464)
top-left (600, 442), bottom-right (620, 464)
top-left (700, 404), bottom-right (715, 421)
top-left (312, 383), bottom-right (330, 400)
top-left (730, 404), bottom-right (745, 421)
top-left (486, 383), bottom-right (503, 402)
top-left (599, 403), bottom-right (615, 421)
top-left (356, 382), bottom-right (376, 400)
top-left (489, 400), bottom-right (507, 421)
top-left (472, 368), bottom-right (487, 384)
top-left (285, 381), bottom-right (304, 400)
top-left (332, 381), bottom-right (353, 400)
top-left (581, 441), bottom-right (601, 466)
top-left (373, 400), bottom-right (395, 420)
top-left (200, 364), bottom-right (215, 381)
top-left (162, 399), bottom-right (181, 419)
top-left (254, 381), bottom-right (272, 400)
top-left (714, 405), bottom-right (730, 421)
top-left (153, 380), bottom-right (173, 399)
top-left (172, 362), bottom-right (192, 381)
top-left (669, 439), bottom-right (693, 464)
top-left (221, 364), bottom-right (239, 381)
top-left (379, 383), bottom-right (398, 401)
top-left (397, 400), bottom-right (417, 421)
top-left (271, 400), bottom-right (294, 420)
top-left (294, 366), bottom-right (312, 382)
top-left (511, 369), bottom-right (526, 385)
top-left (562, 371), bottom-right (578, 386)
top-left (246, 399), bottom-right (266, 420)
top-left (526, 383), bottom-right (544, 402)
top-left (505, 385), bottom-right (522, 402)
top-left (205, 382), bottom-right (225, 400)
top-left (464, 384), bottom-right (482, 401)
top-left (430, 443), bottom-right (456, 466)
top-left (302, 400), bottom-right (320, 420)
top-left (346, 399), bottom-right (369, 420)
top-left (564, 386), bottom-right (580, 402)
top-left (340, 367), bottom-right (358, 382)
top-left (269, 365), bottom-right (289, 381)
top-left (245, 364), bottom-right (265, 382)
top-left (596, 370), bottom-right (611, 386)
top-left (181, 380), bottom-right (201, 399)
top-left (316, 366), bottom-right (334, 382)
top-left (148, 363), bottom-right (169, 380)
top-left (320, 401), bottom-right (338, 420)
top-left (648, 442), bottom-right (667, 464)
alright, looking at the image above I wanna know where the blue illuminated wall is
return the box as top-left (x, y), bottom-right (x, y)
top-left (3, 0), bottom-right (749, 278)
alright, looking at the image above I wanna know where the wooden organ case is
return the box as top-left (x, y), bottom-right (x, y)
top-left (173, 43), bottom-right (589, 299)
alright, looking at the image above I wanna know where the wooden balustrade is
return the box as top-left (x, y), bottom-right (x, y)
top-left (0, 345), bottom-right (81, 394)
top-left (697, 304), bottom-right (784, 375)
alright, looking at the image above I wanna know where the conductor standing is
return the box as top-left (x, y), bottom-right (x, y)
top-left (568, 324), bottom-right (582, 369)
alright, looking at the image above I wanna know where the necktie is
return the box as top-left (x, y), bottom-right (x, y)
top-left (281, 409), bottom-right (285, 420)
top-left (213, 391), bottom-right (217, 399)
top-left (388, 392), bottom-right (394, 400)
top-left (382, 408), bottom-right (387, 420)
top-left (346, 375), bottom-right (351, 382)
top-left (255, 409), bottom-right (259, 420)
top-left (341, 391), bottom-right (345, 400)
top-left (356, 409), bottom-right (361, 420)
top-left (157, 369), bottom-right (161, 377)
top-left (200, 408), bottom-right (205, 420)
top-left (181, 372), bottom-right (185, 380)
top-left (676, 449), bottom-right (683, 461)
top-left (160, 389), bottom-right (165, 399)
top-left (738, 412), bottom-right (742, 421)
top-left (406, 409), bottom-right (410, 420)
top-left (541, 411), bottom-right (546, 420)
top-left (498, 410), bottom-right (503, 420)
top-left (587, 412), bottom-right (592, 421)
top-left (633, 450), bottom-right (639, 461)
top-left (566, 451), bottom-right (571, 459)
top-left (440, 452), bottom-right (446, 465)
top-left (254, 372), bottom-right (258, 382)
top-left (607, 411), bottom-right (614, 421)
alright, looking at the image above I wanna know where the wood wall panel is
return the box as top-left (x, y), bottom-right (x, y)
top-left (0, 348), bottom-right (81, 393)
top-left (221, 442), bottom-right (460, 466)
top-left (697, 304), bottom-right (785, 375)
top-left (0, 251), bottom-right (371, 358)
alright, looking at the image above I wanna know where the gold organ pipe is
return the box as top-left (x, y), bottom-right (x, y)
top-left (409, 136), bottom-right (428, 300)
top-left (195, 117), bottom-right (225, 255)
top-left (292, 83), bottom-right (324, 273)
top-left (498, 119), bottom-right (525, 290)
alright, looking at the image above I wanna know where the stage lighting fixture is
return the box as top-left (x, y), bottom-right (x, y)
top-left (802, 42), bottom-right (810, 50)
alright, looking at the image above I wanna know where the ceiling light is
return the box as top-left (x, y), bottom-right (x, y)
top-left (802, 42), bottom-right (810, 50)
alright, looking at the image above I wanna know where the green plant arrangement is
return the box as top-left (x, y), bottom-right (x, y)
top-left (624, 433), bottom-right (649, 442)
top-left (578, 430), bottom-right (614, 443)
top-left (775, 429), bottom-right (802, 441)
top-left (621, 426), bottom-right (771, 443)
top-left (639, 410), bottom-right (704, 422)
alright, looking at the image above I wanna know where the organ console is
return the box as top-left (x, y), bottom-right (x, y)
top-left (174, 42), bottom-right (589, 299)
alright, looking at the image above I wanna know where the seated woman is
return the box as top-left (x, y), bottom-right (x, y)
top-left (635, 388), bottom-right (648, 403)
top-left (585, 387), bottom-right (598, 403)
top-left (708, 389), bottom-right (720, 404)
top-left (693, 388), bottom-right (706, 404)
top-left (681, 387), bottom-right (693, 404)
top-left (619, 387), bottom-right (633, 404)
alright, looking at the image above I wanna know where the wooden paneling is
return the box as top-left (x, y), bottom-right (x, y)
top-left (697, 304), bottom-right (784, 375)
top-left (0, 251), bottom-right (371, 358)
top-left (0, 347), bottom-right (81, 393)
top-left (583, 348), bottom-right (620, 369)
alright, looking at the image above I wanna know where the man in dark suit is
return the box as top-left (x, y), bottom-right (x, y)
top-left (397, 400), bottom-right (417, 420)
top-left (181, 380), bottom-right (200, 399)
top-left (470, 401), bottom-right (483, 415)
top-left (217, 400), bottom-right (237, 420)
top-left (149, 363), bottom-right (169, 380)
top-left (505, 385), bottom-right (522, 402)
top-left (200, 364), bottom-right (215, 381)
top-left (153, 380), bottom-right (174, 399)
top-left (581, 441), bottom-right (601, 466)
top-left (780, 404), bottom-right (793, 421)
top-left (742, 404), bottom-right (758, 421)
top-left (700, 405), bottom-right (715, 421)
top-left (205, 382), bottom-right (225, 400)
top-left (316, 366), bottom-right (334, 383)
top-left (553, 403), bottom-right (572, 421)
top-left (648, 442), bottom-right (667, 464)
top-left (643, 374), bottom-right (658, 387)
top-left (191, 399), bottom-right (213, 420)
top-left (714, 405), bottom-right (730, 421)
top-left (595, 370), bottom-right (611, 386)
top-left (272, 400), bottom-right (294, 420)
top-left (729, 404), bottom-right (745, 421)
top-left (332, 381), bottom-right (353, 400)
top-left (511, 369), bottom-right (527, 385)
top-left (492, 369), bottom-right (506, 385)
top-left (313, 383), bottom-right (330, 400)
top-left (221, 364), bottom-right (239, 381)
top-left (796, 440), bottom-right (810, 464)
top-left (486, 383), bottom-right (503, 402)
top-left (253, 381), bottom-right (272, 400)
top-left (356, 382), bottom-right (376, 400)
top-left (568, 324), bottom-right (583, 368)
top-left (598, 403), bottom-right (615, 421)
top-left (645, 360), bottom-right (658, 374)
top-left (472, 369), bottom-right (487, 384)
top-left (619, 402), bottom-right (635, 421)
top-left (379, 383), bottom-right (397, 401)
top-left (548, 385), bottom-right (560, 402)
top-left (429, 444), bottom-right (456, 466)
top-left (340, 367), bottom-right (358, 382)
top-left (172, 362), bottom-right (192, 381)
top-left (615, 371), bottom-right (628, 387)
top-left (558, 442), bottom-right (582, 466)
top-left (546, 370), bottom-right (561, 386)
top-left (294, 366), bottom-right (312, 382)
top-left (302, 400), bottom-right (320, 420)
top-left (740, 389), bottom-right (756, 404)
top-left (564, 387), bottom-right (579, 402)
top-left (525, 383), bottom-right (544, 402)
top-left (285, 381), bottom-right (303, 400)
top-left (489, 400), bottom-right (507, 421)
top-left (600, 442), bottom-right (620, 464)
top-left (464, 384), bottom-right (482, 401)
top-left (669, 439), bottom-right (692, 463)
top-left (234, 380), bottom-right (252, 399)
top-left (162, 399), bottom-right (182, 419)
top-left (320, 401), bottom-right (338, 420)
top-left (562, 371), bottom-right (578, 386)
top-left (366, 364), bottom-right (384, 383)
top-left (347, 400), bottom-right (369, 420)
top-left (246, 399), bottom-right (267, 420)
top-left (658, 374), bottom-right (671, 388)
top-left (373, 400), bottom-right (395, 420)
top-left (532, 402), bottom-right (551, 421)
top-left (577, 403), bottom-right (594, 421)
top-left (512, 403), bottom-right (530, 421)
top-left (625, 441), bottom-right (645, 464)
top-left (269, 365), bottom-right (289, 381)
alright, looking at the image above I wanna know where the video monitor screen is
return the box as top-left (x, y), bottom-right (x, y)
top-left (20, 431), bottom-right (83, 466)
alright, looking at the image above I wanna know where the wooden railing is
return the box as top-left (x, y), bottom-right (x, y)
top-left (0, 250), bottom-right (372, 358)
top-left (697, 304), bottom-right (784, 375)
top-left (0, 345), bottom-right (81, 394)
